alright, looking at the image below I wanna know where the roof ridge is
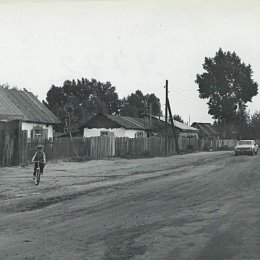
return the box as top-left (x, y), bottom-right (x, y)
top-left (2, 88), bottom-right (60, 124)
top-left (23, 89), bottom-right (61, 123)
top-left (123, 116), bottom-right (146, 129)
top-left (0, 88), bottom-right (23, 116)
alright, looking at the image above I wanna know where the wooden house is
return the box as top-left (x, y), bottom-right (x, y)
top-left (142, 114), bottom-right (199, 138)
top-left (0, 87), bottom-right (61, 141)
top-left (142, 115), bottom-right (199, 151)
top-left (191, 122), bottom-right (220, 150)
top-left (81, 113), bottom-right (150, 138)
top-left (81, 113), bottom-right (199, 151)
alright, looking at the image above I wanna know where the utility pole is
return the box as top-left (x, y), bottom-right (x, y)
top-left (165, 80), bottom-right (168, 126)
top-left (164, 80), bottom-right (179, 154)
top-left (167, 97), bottom-right (180, 154)
top-left (165, 80), bottom-right (169, 155)
top-left (149, 103), bottom-right (152, 126)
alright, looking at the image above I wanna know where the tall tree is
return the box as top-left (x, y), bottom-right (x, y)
top-left (44, 78), bottom-right (121, 131)
top-left (195, 48), bottom-right (258, 124)
top-left (120, 90), bottom-right (161, 117)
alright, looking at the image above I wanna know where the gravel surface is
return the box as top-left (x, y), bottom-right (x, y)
top-left (1, 151), bottom-right (260, 260)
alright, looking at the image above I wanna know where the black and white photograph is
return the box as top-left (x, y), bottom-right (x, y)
top-left (0, 0), bottom-right (260, 259)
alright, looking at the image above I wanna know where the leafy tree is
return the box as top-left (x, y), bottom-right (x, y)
top-left (145, 93), bottom-right (161, 116)
top-left (44, 78), bottom-right (121, 131)
top-left (195, 48), bottom-right (258, 124)
top-left (44, 79), bottom-right (162, 132)
top-left (120, 90), bottom-right (161, 117)
top-left (173, 114), bottom-right (184, 123)
top-left (250, 111), bottom-right (260, 139)
top-left (212, 105), bottom-right (252, 139)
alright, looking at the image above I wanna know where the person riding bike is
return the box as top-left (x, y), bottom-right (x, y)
top-left (32, 145), bottom-right (46, 180)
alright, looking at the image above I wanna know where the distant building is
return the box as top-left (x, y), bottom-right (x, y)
top-left (142, 114), bottom-right (199, 151)
top-left (0, 87), bottom-right (61, 140)
top-left (81, 113), bottom-right (149, 138)
top-left (81, 113), bottom-right (199, 151)
top-left (191, 122), bottom-right (220, 139)
top-left (191, 122), bottom-right (220, 150)
top-left (144, 114), bottom-right (199, 138)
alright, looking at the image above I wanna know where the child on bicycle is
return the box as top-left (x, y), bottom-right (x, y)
top-left (32, 145), bottom-right (46, 179)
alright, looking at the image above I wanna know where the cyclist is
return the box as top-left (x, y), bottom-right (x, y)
top-left (32, 145), bottom-right (46, 180)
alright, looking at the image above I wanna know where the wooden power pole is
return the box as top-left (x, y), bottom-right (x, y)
top-left (165, 80), bottom-right (168, 155)
top-left (165, 80), bottom-right (179, 154)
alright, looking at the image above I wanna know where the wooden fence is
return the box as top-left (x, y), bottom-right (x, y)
top-left (115, 136), bottom-right (175, 158)
top-left (199, 138), bottom-right (239, 151)
top-left (5, 126), bottom-right (256, 167)
top-left (22, 136), bottom-right (115, 164)
top-left (18, 135), bottom-right (177, 165)
top-left (179, 136), bottom-right (199, 152)
top-left (0, 121), bottom-right (21, 166)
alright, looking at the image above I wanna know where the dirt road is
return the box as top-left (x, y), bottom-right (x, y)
top-left (1, 151), bottom-right (260, 260)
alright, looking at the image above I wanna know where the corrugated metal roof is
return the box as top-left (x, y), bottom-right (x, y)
top-left (0, 87), bottom-right (61, 124)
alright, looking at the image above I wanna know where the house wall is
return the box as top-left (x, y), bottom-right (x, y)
top-left (179, 132), bottom-right (199, 139)
top-left (22, 122), bottom-right (53, 139)
top-left (178, 131), bottom-right (199, 151)
top-left (83, 127), bottom-right (147, 138)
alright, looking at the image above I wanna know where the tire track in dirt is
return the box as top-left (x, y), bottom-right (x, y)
top-left (2, 152), bottom-right (233, 214)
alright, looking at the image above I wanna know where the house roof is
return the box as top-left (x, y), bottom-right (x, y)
top-left (82, 113), bottom-right (148, 130)
top-left (151, 115), bottom-right (199, 132)
top-left (0, 87), bottom-right (61, 124)
top-left (191, 122), bottom-right (220, 137)
top-left (0, 88), bottom-right (24, 120)
top-left (106, 114), bottom-right (147, 130)
top-left (82, 113), bottom-right (199, 134)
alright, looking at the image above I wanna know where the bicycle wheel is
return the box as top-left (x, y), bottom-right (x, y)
top-left (35, 168), bottom-right (40, 185)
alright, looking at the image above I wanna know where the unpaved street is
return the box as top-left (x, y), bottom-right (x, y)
top-left (1, 151), bottom-right (260, 260)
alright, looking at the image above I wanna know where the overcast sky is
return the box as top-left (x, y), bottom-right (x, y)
top-left (0, 0), bottom-right (260, 123)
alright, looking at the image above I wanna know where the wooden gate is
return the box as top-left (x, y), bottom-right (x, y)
top-left (0, 120), bottom-right (21, 166)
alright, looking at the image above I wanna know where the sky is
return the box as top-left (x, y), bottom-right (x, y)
top-left (0, 0), bottom-right (260, 124)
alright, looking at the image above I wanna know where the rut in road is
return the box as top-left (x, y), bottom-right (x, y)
top-left (4, 153), bottom-right (231, 214)
top-left (1, 152), bottom-right (260, 260)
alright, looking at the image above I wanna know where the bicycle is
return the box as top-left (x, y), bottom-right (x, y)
top-left (34, 161), bottom-right (42, 185)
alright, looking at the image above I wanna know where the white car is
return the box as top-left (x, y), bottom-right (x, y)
top-left (234, 140), bottom-right (258, 156)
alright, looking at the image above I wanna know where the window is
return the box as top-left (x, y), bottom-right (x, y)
top-left (100, 131), bottom-right (109, 136)
top-left (30, 125), bottom-right (49, 141)
top-left (34, 126), bottom-right (42, 136)
top-left (135, 131), bottom-right (144, 138)
top-left (238, 140), bottom-right (253, 145)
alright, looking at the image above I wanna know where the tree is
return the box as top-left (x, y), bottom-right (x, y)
top-left (173, 114), bottom-right (184, 123)
top-left (120, 90), bottom-right (161, 117)
top-left (44, 79), bottom-right (162, 132)
top-left (44, 78), bottom-right (121, 131)
top-left (250, 111), bottom-right (260, 139)
top-left (195, 48), bottom-right (258, 124)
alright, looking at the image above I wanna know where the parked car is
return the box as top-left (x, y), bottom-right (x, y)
top-left (234, 140), bottom-right (258, 156)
